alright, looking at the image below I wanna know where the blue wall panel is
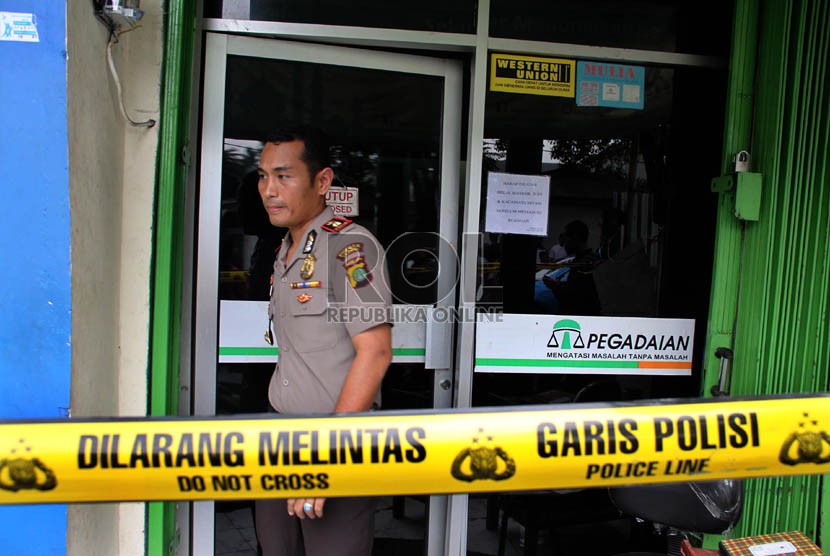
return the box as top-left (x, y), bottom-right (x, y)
top-left (0, 0), bottom-right (70, 554)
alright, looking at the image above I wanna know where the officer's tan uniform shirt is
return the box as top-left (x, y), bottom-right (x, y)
top-left (267, 207), bottom-right (392, 414)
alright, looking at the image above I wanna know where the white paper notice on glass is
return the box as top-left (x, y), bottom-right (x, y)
top-left (485, 172), bottom-right (550, 236)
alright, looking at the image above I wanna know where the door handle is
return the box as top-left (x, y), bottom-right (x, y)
top-left (710, 347), bottom-right (734, 397)
top-left (425, 306), bottom-right (453, 370)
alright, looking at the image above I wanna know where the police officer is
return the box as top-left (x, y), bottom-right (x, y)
top-left (253, 126), bottom-right (392, 556)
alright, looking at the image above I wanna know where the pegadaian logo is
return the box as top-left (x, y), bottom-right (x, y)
top-left (547, 319), bottom-right (585, 349)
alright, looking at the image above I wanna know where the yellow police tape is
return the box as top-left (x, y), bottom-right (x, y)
top-left (1, 395), bottom-right (829, 504)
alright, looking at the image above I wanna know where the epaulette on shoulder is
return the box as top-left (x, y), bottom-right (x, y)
top-left (321, 217), bottom-right (353, 233)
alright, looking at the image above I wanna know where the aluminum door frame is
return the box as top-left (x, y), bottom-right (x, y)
top-left (193, 32), bottom-right (462, 555)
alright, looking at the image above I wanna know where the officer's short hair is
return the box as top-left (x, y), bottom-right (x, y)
top-left (262, 125), bottom-right (331, 179)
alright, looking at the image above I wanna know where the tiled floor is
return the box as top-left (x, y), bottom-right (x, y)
top-left (214, 496), bottom-right (523, 556)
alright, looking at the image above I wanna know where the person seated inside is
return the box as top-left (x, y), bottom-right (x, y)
top-left (534, 219), bottom-right (601, 315)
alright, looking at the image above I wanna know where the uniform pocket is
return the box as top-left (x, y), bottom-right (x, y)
top-left (288, 289), bottom-right (328, 317)
top-left (287, 292), bottom-right (343, 353)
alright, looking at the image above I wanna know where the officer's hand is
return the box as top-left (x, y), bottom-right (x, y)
top-left (287, 497), bottom-right (326, 519)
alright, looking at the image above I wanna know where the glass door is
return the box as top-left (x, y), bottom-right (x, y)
top-left (193, 33), bottom-right (462, 555)
top-left (463, 58), bottom-right (727, 555)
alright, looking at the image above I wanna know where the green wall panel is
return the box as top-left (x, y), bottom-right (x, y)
top-left (712, 0), bottom-right (829, 546)
top-left (148, 0), bottom-right (198, 554)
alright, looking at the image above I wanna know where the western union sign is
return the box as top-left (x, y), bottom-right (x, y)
top-left (0, 395), bottom-right (828, 504)
top-left (490, 53), bottom-right (576, 97)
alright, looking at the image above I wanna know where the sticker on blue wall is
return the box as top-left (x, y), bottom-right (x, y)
top-left (0, 12), bottom-right (39, 43)
top-left (576, 61), bottom-right (644, 110)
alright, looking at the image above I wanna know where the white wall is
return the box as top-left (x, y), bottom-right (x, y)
top-left (66, 0), bottom-right (163, 554)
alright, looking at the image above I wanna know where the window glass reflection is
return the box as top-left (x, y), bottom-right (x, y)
top-left (474, 64), bottom-right (726, 409)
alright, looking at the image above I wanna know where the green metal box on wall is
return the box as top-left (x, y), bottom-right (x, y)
top-left (710, 172), bottom-right (763, 221)
top-left (734, 172), bottom-right (762, 221)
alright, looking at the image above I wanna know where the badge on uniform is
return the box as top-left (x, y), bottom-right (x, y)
top-left (290, 280), bottom-right (322, 289)
top-left (337, 242), bottom-right (373, 288)
top-left (321, 217), bottom-right (353, 233)
top-left (296, 293), bottom-right (312, 303)
top-left (300, 253), bottom-right (316, 280)
top-left (302, 230), bottom-right (317, 254)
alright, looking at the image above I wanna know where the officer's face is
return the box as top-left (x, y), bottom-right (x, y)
top-left (257, 140), bottom-right (331, 232)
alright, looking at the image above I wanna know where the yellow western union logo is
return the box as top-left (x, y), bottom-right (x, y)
top-left (490, 53), bottom-right (576, 97)
top-left (0, 395), bottom-right (828, 504)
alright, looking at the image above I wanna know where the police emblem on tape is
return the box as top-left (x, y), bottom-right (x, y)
top-left (779, 412), bottom-right (830, 466)
top-left (337, 243), bottom-right (372, 288)
top-left (0, 441), bottom-right (57, 493)
top-left (450, 429), bottom-right (516, 483)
